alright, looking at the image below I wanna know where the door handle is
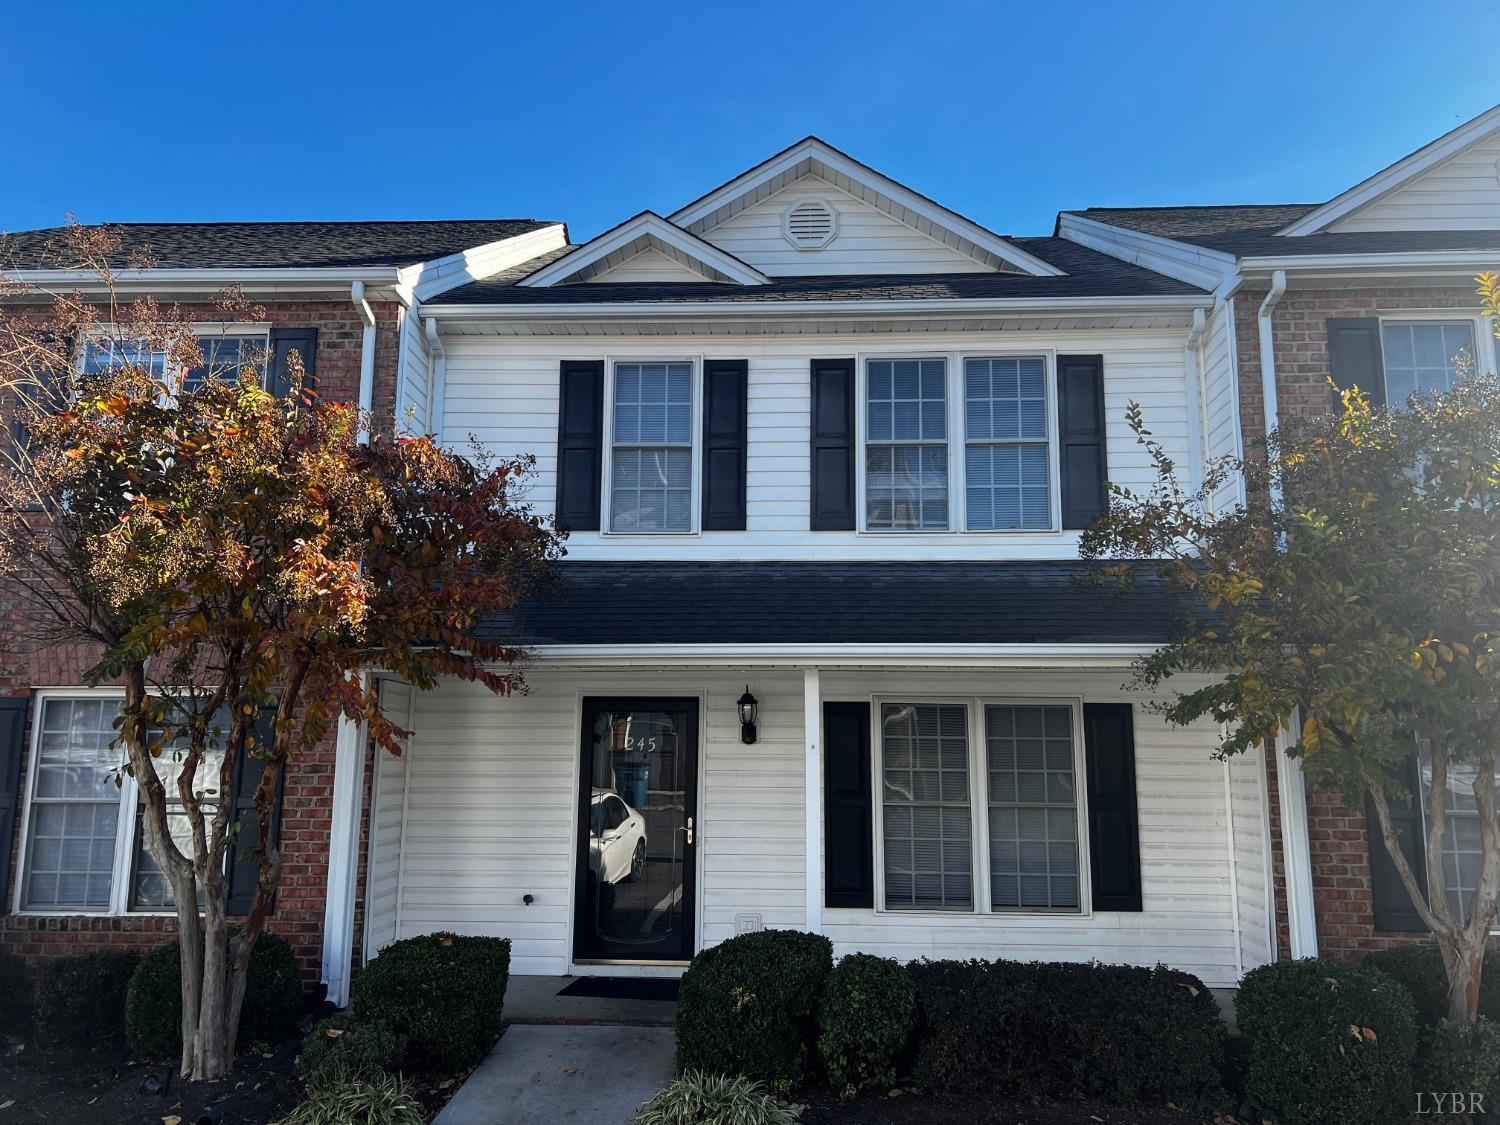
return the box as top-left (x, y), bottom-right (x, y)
top-left (678, 817), bottom-right (694, 846)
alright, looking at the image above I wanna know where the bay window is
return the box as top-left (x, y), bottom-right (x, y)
top-left (877, 698), bottom-right (1086, 914)
top-left (609, 361), bottom-right (695, 533)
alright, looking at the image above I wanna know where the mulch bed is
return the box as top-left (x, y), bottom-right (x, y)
top-left (794, 1087), bottom-right (1236, 1125)
top-left (0, 1036), bottom-right (476, 1124)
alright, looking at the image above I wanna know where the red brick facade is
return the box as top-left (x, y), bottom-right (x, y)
top-left (0, 294), bottom-right (404, 987)
top-left (1236, 281), bottom-right (1482, 960)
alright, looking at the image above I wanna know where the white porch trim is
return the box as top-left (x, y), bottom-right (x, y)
top-left (519, 643), bottom-right (1156, 669)
top-left (803, 669), bottom-right (822, 935)
top-left (1273, 724), bottom-right (1319, 958)
top-left (320, 706), bottom-right (368, 1006)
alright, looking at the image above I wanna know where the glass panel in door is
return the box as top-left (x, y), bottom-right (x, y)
top-left (575, 699), bottom-right (698, 961)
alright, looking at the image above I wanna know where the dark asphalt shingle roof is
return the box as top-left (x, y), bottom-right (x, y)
top-left (430, 237), bottom-right (1207, 305)
top-left (479, 561), bottom-right (1177, 646)
top-left (0, 220), bottom-right (558, 270)
top-left (1070, 205), bottom-right (1500, 258)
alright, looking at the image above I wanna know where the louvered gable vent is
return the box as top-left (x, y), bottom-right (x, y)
top-left (783, 199), bottom-right (837, 249)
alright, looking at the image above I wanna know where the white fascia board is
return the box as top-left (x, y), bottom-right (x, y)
top-left (668, 137), bottom-right (1065, 278)
top-left (401, 224), bottom-right (569, 302)
top-left (519, 213), bottom-right (769, 287)
top-left (1279, 104), bottom-right (1500, 236)
top-left (1056, 213), bottom-right (1238, 291)
top-left (4, 266), bottom-right (401, 287)
top-left (422, 292), bottom-right (1212, 321)
top-left (1240, 249), bottom-right (1500, 276)
top-left (521, 642), bottom-right (1158, 668)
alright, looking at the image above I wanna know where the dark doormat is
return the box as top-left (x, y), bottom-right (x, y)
top-left (556, 976), bottom-right (681, 1002)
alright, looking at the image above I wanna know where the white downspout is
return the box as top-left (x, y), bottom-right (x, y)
top-left (424, 317), bottom-right (446, 444)
top-left (1256, 270), bottom-right (1287, 502)
top-left (352, 281), bottom-right (377, 444)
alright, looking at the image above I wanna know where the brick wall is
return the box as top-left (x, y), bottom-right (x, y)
top-left (0, 294), bottom-right (404, 987)
top-left (1239, 281), bottom-right (1479, 959)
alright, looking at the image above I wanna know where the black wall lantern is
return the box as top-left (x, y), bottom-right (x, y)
top-left (737, 686), bottom-right (759, 745)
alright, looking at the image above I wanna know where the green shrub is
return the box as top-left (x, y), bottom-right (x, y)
top-left (633, 1072), bottom-right (797, 1125)
top-left (816, 953), bottom-right (915, 1093)
top-left (1365, 942), bottom-right (1500, 1026)
top-left (676, 930), bottom-right (833, 1092)
top-left (125, 932), bottom-right (304, 1059)
top-left (272, 1068), bottom-right (424, 1125)
top-left (1236, 958), bottom-right (1418, 1125)
top-left (907, 959), bottom-right (1224, 1108)
top-left (297, 1016), bottom-right (400, 1092)
top-left (1417, 1017), bottom-right (1500, 1124)
top-left (33, 951), bottom-right (139, 1053)
top-left (0, 950), bottom-right (32, 1034)
top-left (351, 932), bottom-right (508, 1069)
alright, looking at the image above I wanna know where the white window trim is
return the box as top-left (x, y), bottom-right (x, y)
top-left (600, 355), bottom-right (704, 537)
top-left (868, 693), bottom-right (1093, 919)
top-left (74, 323), bottom-right (272, 397)
top-left (854, 348), bottom-right (1063, 536)
top-left (1375, 310), bottom-right (1496, 394)
top-left (12, 687), bottom-right (206, 918)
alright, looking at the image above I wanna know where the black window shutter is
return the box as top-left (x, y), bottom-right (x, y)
top-left (1057, 354), bottom-right (1107, 530)
top-left (702, 360), bottom-right (748, 531)
top-left (555, 361), bottom-right (605, 532)
top-left (1366, 754), bottom-right (1428, 932)
top-left (810, 359), bottom-right (856, 530)
top-left (225, 707), bottom-right (285, 917)
top-left (1327, 317), bottom-right (1386, 408)
top-left (0, 697), bottom-right (27, 914)
top-left (1084, 703), bottom-right (1142, 911)
top-left (823, 701), bottom-right (873, 908)
top-left (267, 328), bottom-right (318, 398)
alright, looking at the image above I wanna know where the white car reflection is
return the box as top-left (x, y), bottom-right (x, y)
top-left (588, 789), bottom-right (647, 885)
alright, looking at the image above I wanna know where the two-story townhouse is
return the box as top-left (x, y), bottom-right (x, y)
top-left (0, 218), bottom-right (567, 997)
top-left (316, 138), bottom-right (1280, 1005)
top-left (1062, 104), bottom-right (1500, 966)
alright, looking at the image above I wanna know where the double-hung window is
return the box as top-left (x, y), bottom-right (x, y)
top-left (18, 693), bottom-right (226, 914)
top-left (877, 699), bottom-right (1085, 914)
top-left (80, 328), bottom-right (269, 397)
top-left (865, 359), bottom-right (948, 530)
top-left (964, 357), bottom-right (1051, 530)
top-left (1417, 748), bottom-right (1497, 927)
top-left (609, 361), bottom-right (695, 533)
top-left (1381, 321), bottom-right (1476, 406)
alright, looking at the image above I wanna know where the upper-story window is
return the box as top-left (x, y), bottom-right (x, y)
top-left (865, 359), bottom-right (948, 530)
top-left (609, 361), bottom-right (695, 533)
top-left (1381, 320), bottom-right (1475, 405)
top-left (863, 354), bottom-right (1055, 533)
top-left (80, 328), bottom-right (269, 397)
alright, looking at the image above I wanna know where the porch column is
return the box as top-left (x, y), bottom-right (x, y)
top-left (320, 706), bottom-right (368, 1006)
top-left (1273, 722), bottom-right (1319, 958)
top-left (803, 668), bottom-right (822, 935)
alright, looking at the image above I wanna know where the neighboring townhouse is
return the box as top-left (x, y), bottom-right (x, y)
top-left (334, 137), bottom-right (1277, 1003)
top-left (0, 219), bottom-right (566, 992)
top-left (1062, 104), bottom-right (1500, 965)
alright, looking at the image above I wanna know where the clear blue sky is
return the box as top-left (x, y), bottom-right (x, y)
top-left (5, 0), bottom-right (1498, 242)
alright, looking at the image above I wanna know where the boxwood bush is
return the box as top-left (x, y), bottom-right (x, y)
top-left (1417, 1017), bottom-right (1500, 1124)
top-left (34, 951), bottom-right (140, 1054)
top-left (907, 959), bottom-right (1224, 1109)
top-left (676, 929), bottom-right (833, 1092)
top-left (0, 950), bottom-right (32, 1035)
top-left (351, 932), bottom-right (509, 1070)
top-left (125, 933), bottom-right (304, 1059)
top-left (816, 953), bottom-right (915, 1093)
top-left (1236, 958), bottom-right (1418, 1125)
top-left (1364, 942), bottom-right (1500, 1026)
top-left (297, 1016), bottom-right (401, 1092)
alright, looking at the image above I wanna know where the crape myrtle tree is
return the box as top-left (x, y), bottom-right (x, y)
top-left (1080, 277), bottom-right (1500, 1022)
top-left (0, 224), bottom-right (564, 1078)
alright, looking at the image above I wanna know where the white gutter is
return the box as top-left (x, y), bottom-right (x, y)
top-left (424, 317), bottom-right (446, 443)
top-left (518, 642), bottom-right (1157, 669)
top-left (1257, 270), bottom-right (1287, 455)
top-left (352, 281), bottom-right (377, 444)
top-left (422, 292), bottom-right (1213, 321)
top-left (5, 266), bottom-right (401, 287)
top-left (1240, 249), bottom-right (1500, 273)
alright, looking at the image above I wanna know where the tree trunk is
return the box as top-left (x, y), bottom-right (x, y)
top-left (1441, 933), bottom-right (1487, 1022)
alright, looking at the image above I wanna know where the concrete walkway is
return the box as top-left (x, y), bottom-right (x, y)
top-left (434, 1024), bottom-right (675, 1125)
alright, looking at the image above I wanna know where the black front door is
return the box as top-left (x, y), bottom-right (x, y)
top-left (574, 698), bottom-right (699, 962)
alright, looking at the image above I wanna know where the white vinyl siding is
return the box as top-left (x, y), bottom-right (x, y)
top-left (588, 247), bottom-right (715, 284)
top-left (879, 704), bottom-right (972, 911)
top-left (395, 309), bottom-right (431, 434)
top-left (435, 329), bottom-right (1192, 560)
top-left (609, 362), bottom-right (695, 533)
top-left (865, 360), bottom-right (948, 531)
top-left (964, 357), bottom-right (1050, 530)
top-left (1381, 320), bottom-right (1476, 404)
top-left (1329, 132), bottom-right (1500, 232)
